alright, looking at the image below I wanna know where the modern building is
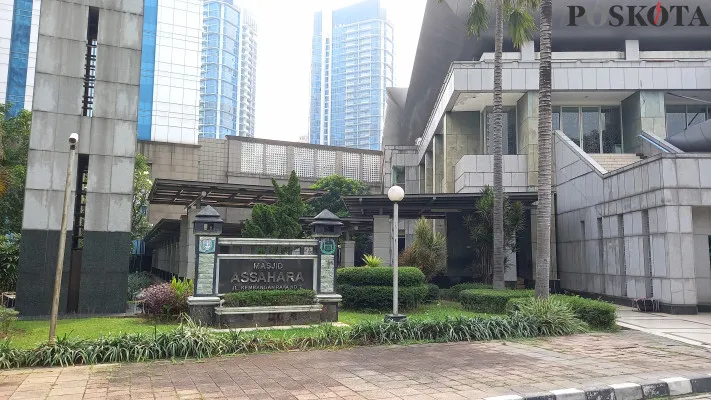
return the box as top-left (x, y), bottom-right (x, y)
top-left (380, 0), bottom-right (711, 313)
top-left (137, 0), bottom-right (202, 145)
top-left (199, 0), bottom-right (257, 139)
top-left (308, 0), bottom-right (393, 150)
top-left (0, 0), bottom-right (40, 116)
top-left (17, 0), bottom-right (141, 316)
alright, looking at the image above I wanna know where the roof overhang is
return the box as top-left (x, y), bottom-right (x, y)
top-left (148, 179), bottom-right (325, 208)
top-left (343, 192), bottom-right (538, 219)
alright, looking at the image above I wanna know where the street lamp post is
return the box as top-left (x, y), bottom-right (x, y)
top-left (385, 185), bottom-right (406, 323)
top-left (49, 132), bottom-right (79, 345)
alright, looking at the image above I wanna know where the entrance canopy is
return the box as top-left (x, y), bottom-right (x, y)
top-left (343, 192), bottom-right (539, 219)
top-left (149, 179), bottom-right (325, 208)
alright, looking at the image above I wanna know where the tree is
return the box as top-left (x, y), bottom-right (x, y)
top-left (535, 0), bottom-right (553, 299)
top-left (243, 171), bottom-right (305, 239)
top-left (0, 105), bottom-right (31, 235)
top-left (441, 0), bottom-right (538, 289)
top-left (306, 175), bottom-right (370, 217)
top-left (400, 218), bottom-right (447, 281)
top-left (132, 153), bottom-right (153, 241)
top-left (463, 186), bottom-right (524, 284)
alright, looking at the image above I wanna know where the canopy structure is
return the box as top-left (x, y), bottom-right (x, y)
top-left (148, 179), bottom-right (325, 208)
top-left (343, 192), bottom-right (539, 219)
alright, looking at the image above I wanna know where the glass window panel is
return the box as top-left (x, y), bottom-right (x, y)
top-left (506, 109), bottom-right (517, 155)
top-left (666, 105), bottom-right (687, 137)
top-left (601, 107), bottom-right (622, 153)
top-left (582, 107), bottom-right (601, 154)
top-left (687, 105), bottom-right (708, 127)
top-left (561, 107), bottom-right (580, 146)
top-left (552, 108), bottom-right (561, 131)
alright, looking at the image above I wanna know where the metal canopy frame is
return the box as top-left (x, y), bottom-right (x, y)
top-left (342, 192), bottom-right (539, 219)
top-left (148, 179), bottom-right (325, 208)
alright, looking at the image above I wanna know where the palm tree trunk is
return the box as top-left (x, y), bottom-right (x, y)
top-left (535, 0), bottom-right (553, 299)
top-left (492, 0), bottom-right (505, 290)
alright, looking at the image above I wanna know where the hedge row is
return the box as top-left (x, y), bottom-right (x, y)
top-left (222, 290), bottom-right (315, 307)
top-left (336, 267), bottom-right (426, 287)
top-left (458, 288), bottom-right (617, 329)
top-left (507, 295), bottom-right (617, 329)
top-left (338, 284), bottom-right (429, 311)
top-left (459, 289), bottom-right (534, 314)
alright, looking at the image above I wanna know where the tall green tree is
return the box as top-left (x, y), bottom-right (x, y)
top-left (535, 0), bottom-right (553, 299)
top-left (306, 175), bottom-right (370, 217)
top-left (243, 171), bottom-right (305, 239)
top-left (440, 0), bottom-right (538, 289)
top-left (132, 153), bottom-right (153, 241)
top-left (0, 105), bottom-right (31, 234)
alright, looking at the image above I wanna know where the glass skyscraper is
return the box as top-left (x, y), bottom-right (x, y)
top-left (138, 0), bottom-right (202, 144)
top-left (199, 0), bottom-right (257, 139)
top-left (0, 0), bottom-right (40, 116)
top-left (309, 0), bottom-right (393, 150)
top-left (137, 0), bottom-right (257, 144)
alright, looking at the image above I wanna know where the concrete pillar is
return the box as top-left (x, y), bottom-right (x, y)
top-left (433, 135), bottom-right (444, 193)
top-left (517, 92), bottom-right (539, 186)
top-left (342, 240), bottom-right (355, 267)
top-left (505, 249), bottom-right (517, 287)
top-left (373, 215), bottom-right (391, 265)
top-left (621, 91), bottom-right (666, 153)
top-left (444, 112), bottom-right (480, 193)
top-left (425, 151), bottom-right (434, 194)
top-left (185, 208), bottom-right (198, 279)
top-left (419, 163), bottom-right (426, 194)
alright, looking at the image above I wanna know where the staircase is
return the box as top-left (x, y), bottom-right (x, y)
top-left (589, 153), bottom-right (642, 173)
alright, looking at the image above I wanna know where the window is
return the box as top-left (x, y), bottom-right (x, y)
top-left (555, 106), bottom-right (622, 154)
top-left (484, 108), bottom-right (517, 155)
top-left (666, 105), bottom-right (710, 136)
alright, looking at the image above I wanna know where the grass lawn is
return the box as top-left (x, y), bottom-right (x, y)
top-left (4, 301), bottom-right (482, 349)
top-left (7, 318), bottom-right (179, 349)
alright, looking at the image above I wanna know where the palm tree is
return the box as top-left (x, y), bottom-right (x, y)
top-left (440, 0), bottom-right (538, 289)
top-left (535, 0), bottom-right (553, 299)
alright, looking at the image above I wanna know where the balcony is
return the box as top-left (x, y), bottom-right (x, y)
top-left (454, 155), bottom-right (531, 193)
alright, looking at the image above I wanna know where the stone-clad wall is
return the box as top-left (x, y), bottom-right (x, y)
top-left (556, 131), bottom-right (711, 312)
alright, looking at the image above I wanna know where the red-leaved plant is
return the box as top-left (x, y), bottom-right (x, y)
top-left (140, 279), bottom-right (192, 318)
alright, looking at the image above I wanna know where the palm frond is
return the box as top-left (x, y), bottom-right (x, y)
top-left (505, 5), bottom-right (537, 48)
top-left (466, 1), bottom-right (490, 38)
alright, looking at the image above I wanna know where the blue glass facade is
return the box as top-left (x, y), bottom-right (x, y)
top-left (137, 0), bottom-right (158, 141)
top-left (5, 0), bottom-right (34, 117)
top-left (308, 0), bottom-right (393, 150)
top-left (199, 1), bottom-right (256, 139)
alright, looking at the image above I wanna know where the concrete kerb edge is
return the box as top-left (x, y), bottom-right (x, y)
top-left (485, 375), bottom-right (711, 400)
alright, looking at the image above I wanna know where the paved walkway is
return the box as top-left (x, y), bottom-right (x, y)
top-left (617, 307), bottom-right (711, 348)
top-left (2, 330), bottom-right (711, 400)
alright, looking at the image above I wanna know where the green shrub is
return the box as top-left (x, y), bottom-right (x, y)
top-left (127, 272), bottom-right (153, 300)
top-left (0, 235), bottom-right (19, 293)
top-left (507, 297), bottom-right (588, 336)
top-left (459, 289), bottom-right (533, 314)
top-left (399, 218), bottom-right (447, 280)
top-left (338, 284), bottom-right (428, 311)
top-left (426, 284), bottom-right (439, 302)
top-left (222, 290), bottom-right (315, 307)
top-left (336, 267), bottom-right (425, 287)
top-left (0, 307), bottom-right (18, 336)
top-left (508, 295), bottom-right (616, 330)
top-left (439, 288), bottom-right (456, 301)
top-left (451, 283), bottom-right (493, 297)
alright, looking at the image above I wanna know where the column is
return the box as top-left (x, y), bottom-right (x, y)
top-left (425, 151), bottom-right (433, 194)
top-left (621, 91), bottom-right (666, 153)
top-left (444, 112), bottom-right (479, 193)
top-left (517, 92), bottom-right (539, 186)
top-left (433, 135), bottom-right (444, 193)
top-left (373, 215), bottom-right (391, 265)
top-left (342, 240), bottom-right (355, 267)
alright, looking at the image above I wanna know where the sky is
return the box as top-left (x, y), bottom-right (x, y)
top-left (237, 0), bottom-right (428, 142)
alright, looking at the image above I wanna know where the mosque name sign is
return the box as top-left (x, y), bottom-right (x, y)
top-left (218, 259), bottom-right (315, 292)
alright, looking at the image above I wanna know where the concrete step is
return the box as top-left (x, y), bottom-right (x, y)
top-left (589, 153), bottom-right (642, 172)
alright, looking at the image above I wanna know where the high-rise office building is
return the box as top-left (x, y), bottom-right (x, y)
top-left (137, 0), bottom-right (202, 144)
top-left (0, 0), bottom-right (40, 116)
top-left (199, 0), bottom-right (257, 139)
top-left (309, 0), bottom-right (393, 150)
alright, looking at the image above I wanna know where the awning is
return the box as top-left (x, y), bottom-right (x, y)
top-left (148, 179), bottom-right (325, 208)
top-left (343, 192), bottom-right (539, 219)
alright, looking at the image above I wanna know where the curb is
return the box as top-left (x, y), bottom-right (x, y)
top-left (485, 375), bottom-right (711, 400)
